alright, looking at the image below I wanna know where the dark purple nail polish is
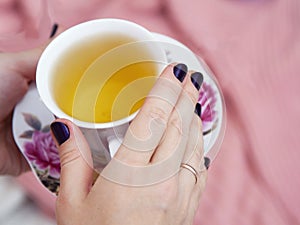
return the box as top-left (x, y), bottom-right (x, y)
top-left (191, 72), bottom-right (203, 90)
top-left (204, 157), bottom-right (211, 170)
top-left (173, 63), bottom-right (188, 82)
top-left (194, 103), bottom-right (202, 118)
top-left (49, 23), bottom-right (59, 38)
top-left (50, 122), bottom-right (70, 145)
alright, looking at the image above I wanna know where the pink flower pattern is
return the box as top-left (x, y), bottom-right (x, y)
top-left (19, 113), bottom-right (60, 193)
top-left (24, 131), bottom-right (60, 178)
top-left (198, 82), bottom-right (217, 133)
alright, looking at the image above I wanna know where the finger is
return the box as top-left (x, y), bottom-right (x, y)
top-left (115, 63), bottom-right (188, 165)
top-left (9, 24), bottom-right (64, 80)
top-left (171, 113), bottom-right (203, 224)
top-left (50, 119), bottom-right (94, 203)
top-left (151, 71), bottom-right (203, 163)
top-left (49, 23), bottom-right (59, 38)
top-left (188, 155), bottom-right (210, 219)
top-left (183, 169), bottom-right (208, 225)
top-left (176, 114), bottom-right (204, 206)
top-left (182, 114), bottom-right (204, 171)
top-left (184, 124), bottom-right (209, 225)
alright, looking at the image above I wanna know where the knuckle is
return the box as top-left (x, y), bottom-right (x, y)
top-left (169, 115), bottom-right (183, 136)
top-left (59, 147), bottom-right (81, 167)
top-left (166, 80), bottom-right (182, 97)
top-left (149, 77), bottom-right (182, 106)
top-left (157, 181), bottom-right (178, 209)
top-left (158, 77), bottom-right (182, 97)
top-left (194, 141), bottom-right (203, 160)
top-left (145, 105), bottom-right (169, 124)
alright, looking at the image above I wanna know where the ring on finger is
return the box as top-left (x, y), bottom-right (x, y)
top-left (180, 163), bottom-right (198, 184)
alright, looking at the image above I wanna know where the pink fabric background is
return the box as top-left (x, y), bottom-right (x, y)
top-left (1, 0), bottom-right (299, 224)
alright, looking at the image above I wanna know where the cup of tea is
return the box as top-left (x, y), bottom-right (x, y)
top-left (36, 18), bottom-right (168, 172)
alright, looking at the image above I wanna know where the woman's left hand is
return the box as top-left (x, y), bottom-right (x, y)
top-left (0, 48), bottom-right (43, 175)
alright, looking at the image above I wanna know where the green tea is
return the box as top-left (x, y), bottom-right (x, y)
top-left (51, 33), bottom-right (157, 123)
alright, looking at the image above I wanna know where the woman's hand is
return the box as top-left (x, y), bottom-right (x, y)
top-left (0, 47), bottom-right (43, 175)
top-left (0, 24), bottom-right (60, 175)
top-left (52, 63), bottom-right (209, 225)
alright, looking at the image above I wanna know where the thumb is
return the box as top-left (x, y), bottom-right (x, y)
top-left (50, 119), bottom-right (94, 202)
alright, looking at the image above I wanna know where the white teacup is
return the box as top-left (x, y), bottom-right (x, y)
top-left (36, 18), bottom-right (167, 172)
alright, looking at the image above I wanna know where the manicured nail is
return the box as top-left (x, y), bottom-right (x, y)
top-left (191, 72), bottom-right (203, 90)
top-left (194, 103), bottom-right (202, 117)
top-left (49, 23), bottom-right (59, 38)
top-left (173, 63), bottom-right (188, 82)
top-left (50, 122), bottom-right (70, 145)
top-left (204, 157), bottom-right (211, 170)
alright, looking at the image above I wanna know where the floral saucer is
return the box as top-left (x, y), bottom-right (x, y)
top-left (12, 82), bottom-right (59, 193)
top-left (12, 33), bottom-right (226, 195)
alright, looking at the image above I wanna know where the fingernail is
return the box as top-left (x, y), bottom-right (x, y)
top-left (173, 63), bottom-right (188, 82)
top-left (49, 23), bottom-right (59, 38)
top-left (194, 103), bottom-right (202, 118)
top-left (204, 157), bottom-right (211, 170)
top-left (50, 122), bottom-right (70, 145)
top-left (191, 72), bottom-right (203, 90)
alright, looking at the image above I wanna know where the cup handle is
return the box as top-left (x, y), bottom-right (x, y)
top-left (107, 135), bottom-right (123, 158)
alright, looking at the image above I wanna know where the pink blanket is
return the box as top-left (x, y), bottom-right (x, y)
top-left (1, 0), bottom-right (299, 224)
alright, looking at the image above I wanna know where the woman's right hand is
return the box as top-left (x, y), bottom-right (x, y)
top-left (51, 63), bottom-right (209, 225)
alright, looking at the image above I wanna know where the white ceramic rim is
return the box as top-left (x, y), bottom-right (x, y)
top-left (36, 18), bottom-right (167, 129)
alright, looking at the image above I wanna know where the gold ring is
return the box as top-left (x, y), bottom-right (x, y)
top-left (180, 163), bottom-right (198, 184)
